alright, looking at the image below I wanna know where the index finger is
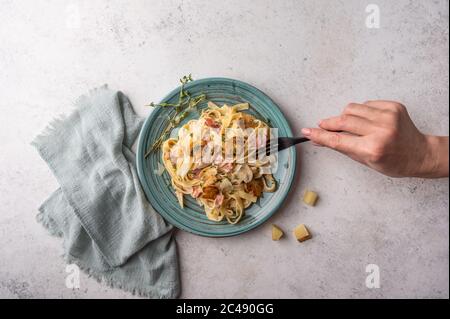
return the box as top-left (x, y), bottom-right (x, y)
top-left (301, 128), bottom-right (364, 155)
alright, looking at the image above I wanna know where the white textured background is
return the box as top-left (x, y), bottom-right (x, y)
top-left (0, 0), bottom-right (448, 298)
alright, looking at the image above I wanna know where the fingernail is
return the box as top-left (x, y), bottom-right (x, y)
top-left (301, 128), bottom-right (312, 136)
top-left (317, 120), bottom-right (323, 126)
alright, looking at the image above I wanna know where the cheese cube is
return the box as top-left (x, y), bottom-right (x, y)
top-left (272, 224), bottom-right (284, 241)
top-left (294, 224), bottom-right (311, 242)
top-left (303, 190), bottom-right (319, 206)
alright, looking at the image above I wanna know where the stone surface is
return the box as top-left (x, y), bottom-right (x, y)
top-left (0, 0), bottom-right (448, 298)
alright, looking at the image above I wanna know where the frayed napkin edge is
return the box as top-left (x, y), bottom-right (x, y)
top-left (36, 210), bottom-right (180, 299)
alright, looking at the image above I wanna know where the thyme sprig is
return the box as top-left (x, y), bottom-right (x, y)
top-left (144, 74), bottom-right (206, 158)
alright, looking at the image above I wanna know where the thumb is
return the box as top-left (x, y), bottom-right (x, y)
top-left (301, 128), bottom-right (361, 155)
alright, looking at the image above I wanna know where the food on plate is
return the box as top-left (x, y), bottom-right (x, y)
top-left (271, 224), bottom-right (284, 241)
top-left (293, 224), bottom-right (311, 242)
top-left (145, 74), bottom-right (206, 156)
top-left (303, 190), bottom-right (319, 206)
top-left (161, 101), bottom-right (276, 224)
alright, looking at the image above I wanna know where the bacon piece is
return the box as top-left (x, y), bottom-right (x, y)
top-left (205, 118), bottom-right (220, 128)
top-left (191, 168), bottom-right (202, 177)
top-left (169, 145), bottom-right (179, 165)
top-left (192, 186), bottom-right (203, 198)
top-left (214, 193), bottom-right (224, 207)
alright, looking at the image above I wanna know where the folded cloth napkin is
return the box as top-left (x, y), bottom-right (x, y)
top-left (32, 86), bottom-right (180, 298)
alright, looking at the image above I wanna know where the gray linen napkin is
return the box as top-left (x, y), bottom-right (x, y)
top-left (32, 86), bottom-right (180, 298)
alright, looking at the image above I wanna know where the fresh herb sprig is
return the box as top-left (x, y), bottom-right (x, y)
top-left (144, 75), bottom-right (206, 158)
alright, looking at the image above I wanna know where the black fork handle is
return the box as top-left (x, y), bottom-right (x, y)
top-left (276, 130), bottom-right (343, 152)
top-left (292, 137), bottom-right (309, 144)
top-left (290, 129), bottom-right (345, 145)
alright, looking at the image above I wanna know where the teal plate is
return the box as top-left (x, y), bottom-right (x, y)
top-left (136, 78), bottom-right (296, 237)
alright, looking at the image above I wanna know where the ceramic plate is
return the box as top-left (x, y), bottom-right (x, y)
top-left (136, 78), bottom-right (296, 237)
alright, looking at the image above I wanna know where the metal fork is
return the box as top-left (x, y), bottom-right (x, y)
top-left (266, 136), bottom-right (310, 155)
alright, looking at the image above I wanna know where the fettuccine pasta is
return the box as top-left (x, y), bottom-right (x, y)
top-left (162, 102), bottom-right (276, 224)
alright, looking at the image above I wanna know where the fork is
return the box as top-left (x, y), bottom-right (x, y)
top-left (266, 136), bottom-right (310, 154)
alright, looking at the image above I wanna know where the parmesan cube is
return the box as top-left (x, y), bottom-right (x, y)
top-left (293, 224), bottom-right (311, 242)
top-left (272, 224), bottom-right (284, 241)
top-left (303, 190), bottom-right (319, 206)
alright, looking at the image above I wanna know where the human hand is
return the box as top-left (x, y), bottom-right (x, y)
top-left (301, 100), bottom-right (449, 178)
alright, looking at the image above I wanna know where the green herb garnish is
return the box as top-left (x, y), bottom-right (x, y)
top-left (144, 74), bottom-right (206, 158)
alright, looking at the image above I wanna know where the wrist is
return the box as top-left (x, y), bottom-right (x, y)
top-left (419, 135), bottom-right (449, 178)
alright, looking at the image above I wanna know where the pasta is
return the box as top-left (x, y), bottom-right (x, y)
top-left (161, 101), bottom-right (277, 224)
